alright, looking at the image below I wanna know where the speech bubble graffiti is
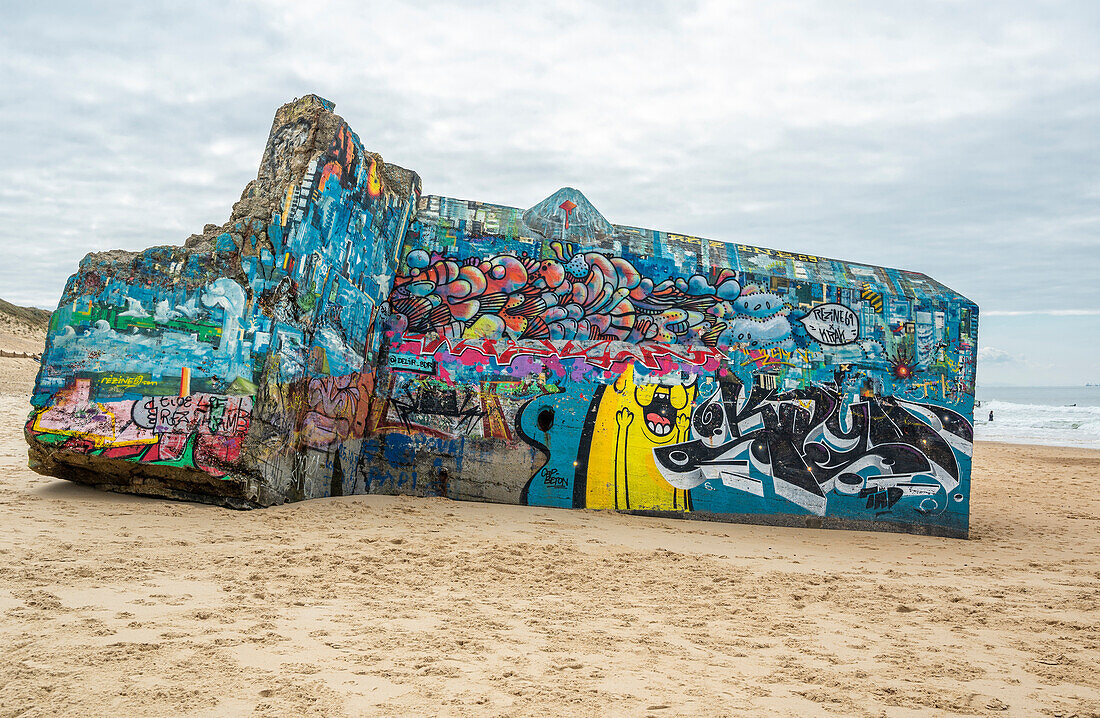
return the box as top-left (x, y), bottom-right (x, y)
top-left (802, 303), bottom-right (859, 345)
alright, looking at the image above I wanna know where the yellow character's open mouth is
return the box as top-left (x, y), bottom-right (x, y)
top-left (634, 384), bottom-right (690, 442)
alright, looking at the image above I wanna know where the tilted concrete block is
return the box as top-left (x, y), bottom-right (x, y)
top-left (27, 95), bottom-right (978, 537)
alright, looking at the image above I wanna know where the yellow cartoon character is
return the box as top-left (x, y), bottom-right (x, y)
top-left (586, 366), bottom-right (697, 511)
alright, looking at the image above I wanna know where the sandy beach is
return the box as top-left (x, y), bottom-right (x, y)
top-left (0, 357), bottom-right (1097, 717)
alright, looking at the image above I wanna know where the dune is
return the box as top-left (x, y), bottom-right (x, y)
top-left (0, 299), bottom-right (49, 358)
top-left (0, 357), bottom-right (1097, 716)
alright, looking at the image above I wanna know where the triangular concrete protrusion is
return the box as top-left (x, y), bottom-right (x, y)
top-left (522, 188), bottom-right (614, 243)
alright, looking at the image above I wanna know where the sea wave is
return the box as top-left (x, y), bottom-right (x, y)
top-left (974, 399), bottom-right (1100, 449)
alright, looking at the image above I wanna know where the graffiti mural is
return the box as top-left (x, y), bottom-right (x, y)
top-left (650, 378), bottom-right (971, 521)
top-left (26, 95), bottom-right (978, 537)
top-left (383, 182), bottom-right (977, 536)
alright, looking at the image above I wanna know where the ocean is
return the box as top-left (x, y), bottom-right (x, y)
top-left (973, 386), bottom-right (1100, 449)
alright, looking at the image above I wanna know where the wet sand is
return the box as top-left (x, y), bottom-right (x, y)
top-left (1, 357), bottom-right (1097, 716)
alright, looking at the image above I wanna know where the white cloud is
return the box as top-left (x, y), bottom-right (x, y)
top-left (978, 346), bottom-right (1016, 364)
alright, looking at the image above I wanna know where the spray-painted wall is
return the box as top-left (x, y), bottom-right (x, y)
top-left (26, 95), bottom-right (978, 537)
top-left (27, 95), bottom-right (422, 506)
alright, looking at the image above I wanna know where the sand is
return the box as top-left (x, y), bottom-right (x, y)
top-left (0, 356), bottom-right (1097, 717)
top-left (0, 316), bottom-right (46, 356)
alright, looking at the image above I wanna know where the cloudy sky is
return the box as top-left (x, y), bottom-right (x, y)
top-left (1, 1), bottom-right (1097, 385)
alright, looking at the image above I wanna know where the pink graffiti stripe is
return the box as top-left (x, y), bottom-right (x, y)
top-left (394, 337), bottom-right (727, 372)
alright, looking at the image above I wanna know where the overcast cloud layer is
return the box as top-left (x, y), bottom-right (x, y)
top-left (1, 1), bottom-right (1097, 385)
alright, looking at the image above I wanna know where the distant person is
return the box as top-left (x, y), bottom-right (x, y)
top-left (989, 410), bottom-right (994, 423)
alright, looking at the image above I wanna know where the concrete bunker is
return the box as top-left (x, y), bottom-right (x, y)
top-left (26, 95), bottom-right (978, 537)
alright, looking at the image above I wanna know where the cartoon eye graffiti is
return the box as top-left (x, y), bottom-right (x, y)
top-left (537, 407), bottom-right (555, 432)
top-left (667, 450), bottom-right (690, 466)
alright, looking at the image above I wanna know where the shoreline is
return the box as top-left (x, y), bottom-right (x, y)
top-left (975, 437), bottom-right (1100, 451)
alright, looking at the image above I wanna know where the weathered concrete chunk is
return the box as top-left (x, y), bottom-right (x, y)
top-left (27, 94), bottom-right (979, 537)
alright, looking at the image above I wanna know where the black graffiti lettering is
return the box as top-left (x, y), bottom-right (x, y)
top-left (390, 384), bottom-right (485, 433)
top-left (653, 380), bottom-right (970, 517)
top-left (810, 306), bottom-right (856, 326)
top-left (541, 467), bottom-right (568, 487)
